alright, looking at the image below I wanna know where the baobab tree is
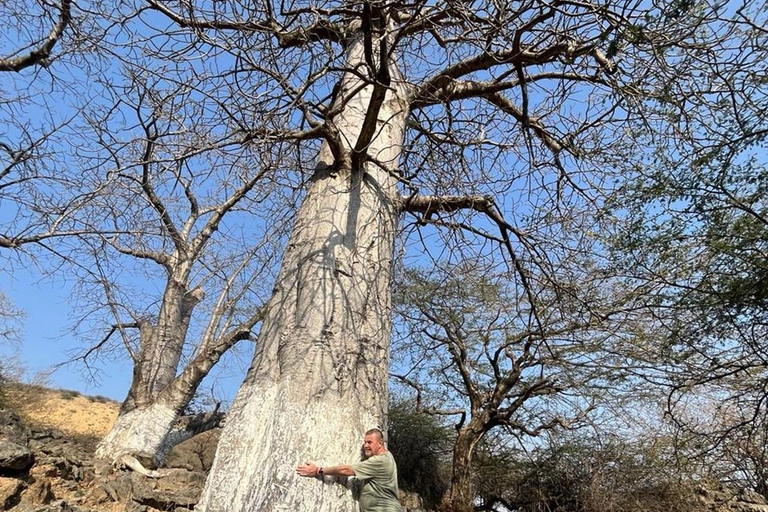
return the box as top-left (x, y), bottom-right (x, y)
top-left (5, 0), bottom-right (763, 509)
top-left (120, 1), bottom-right (764, 511)
top-left (60, 71), bottom-right (300, 469)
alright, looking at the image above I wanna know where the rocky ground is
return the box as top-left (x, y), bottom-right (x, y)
top-left (0, 406), bottom-right (213, 512)
top-left (1, 385), bottom-right (767, 512)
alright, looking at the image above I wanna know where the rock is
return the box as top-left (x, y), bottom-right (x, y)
top-left (100, 472), bottom-right (142, 502)
top-left (399, 490), bottom-right (424, 511)
top-left (0, 441), bottom-right (34, 472)
top-left (124, 501), bottom-right (148, 512)
top-left (82, 484), bottom-right (110, 506)
top-left (44, 457), bottom-right (84, 481)
top-left (731, 504), bottom-right (768, 512)
top-left (132, 469), bottom-right (206, 510)
top-left (740, 489), bottom-right (768, 505)
top-left (0, 476), bottom-right (26, 510)
top-left (0, 410), bottom-right (30, 445)
top-left (134, 451), bottom-right (159, 471)
top-left (23, 479), bottom-right (55, 506)
top-left (166, 430), bottom-right (220, 472)
top-left (29, 464), bottom-right (59, 479)
top-left (155, 468), bottom-right (206, 492)
top-left (15, 499), bottom-right (90, 512)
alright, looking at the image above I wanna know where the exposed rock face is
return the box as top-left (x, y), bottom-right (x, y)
top-left (86, 468), bottom-right (207, 511)
top-left (0, 406), bottom-right (215, 512)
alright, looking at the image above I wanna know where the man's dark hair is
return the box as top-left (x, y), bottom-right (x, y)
top-left (366, 428), bottom-right (384, 441)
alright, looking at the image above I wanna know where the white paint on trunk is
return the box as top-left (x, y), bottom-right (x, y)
top-left (95, 401), bottom-right (179, 464)
top-left (199, 381), bottom-right (377, 512)
top-left (197, 34), bottom-right (410, 512)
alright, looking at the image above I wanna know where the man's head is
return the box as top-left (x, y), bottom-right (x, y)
top-left (362, 428), bottom-right (386, 458)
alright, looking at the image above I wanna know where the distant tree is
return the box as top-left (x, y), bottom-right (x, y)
top-left (391, 265), bottom-right (636, 512)
top-left (0, 291), bottom-right (23, 344)
top-left (0, 291), bottom-right (24, 407)
top-left (605, 1), bottom-right (768, 477)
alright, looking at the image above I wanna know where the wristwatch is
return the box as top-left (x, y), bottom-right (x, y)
top-left (318, 467), bottom-right (324, 477)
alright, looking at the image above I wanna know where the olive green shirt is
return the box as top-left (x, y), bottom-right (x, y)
top-left (351, 451), bottom-right (401, 512)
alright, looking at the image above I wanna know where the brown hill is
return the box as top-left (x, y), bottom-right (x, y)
top-left (2, 383), bottom-right (119, 442)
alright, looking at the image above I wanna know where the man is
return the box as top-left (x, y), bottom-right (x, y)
top-left (296, 428), bottom-right (402, 512)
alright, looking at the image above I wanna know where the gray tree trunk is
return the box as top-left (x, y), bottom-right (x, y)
top-left (196, 36), bottom-right (409, 512)
top-left (95, 270), bottom-right (206, 466)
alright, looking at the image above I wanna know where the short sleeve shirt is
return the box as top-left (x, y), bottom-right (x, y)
top-left (351, 451), bottom-right (401, 512)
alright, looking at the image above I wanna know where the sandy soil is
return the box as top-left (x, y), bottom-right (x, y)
top-left (4, 384), bottom-right (119, 439)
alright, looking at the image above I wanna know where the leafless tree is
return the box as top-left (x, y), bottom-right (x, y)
top-left (110, 1), bottom-right (766, 511)
top-left (0, 291), bottom-right (24, 344)
top-left (4, 0), bottom-right (765, 509)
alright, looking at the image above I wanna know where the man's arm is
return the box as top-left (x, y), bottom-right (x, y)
top-left (296, 462), bottom-right (355, 478)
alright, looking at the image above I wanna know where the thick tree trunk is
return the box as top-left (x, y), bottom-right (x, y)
top-left (95, 272), bottom-right (204, 465)
top-left (196, 38), bottom-right (409, 512)
top-left (450, 427), bottom-right (485, 512)
top-left (94, 399), bottom-right (181, 466)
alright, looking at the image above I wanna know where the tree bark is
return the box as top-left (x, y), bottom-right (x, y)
top-left (196, 35), bottom-right (410, 512)
top-left (95, 399), bottom-right (180, 466)
top-left (94, 271), bottom-right (209, 465)
top-left (450, 425), bottom-right (486, 512)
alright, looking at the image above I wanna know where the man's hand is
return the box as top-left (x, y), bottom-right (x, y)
top-left (296, 462), bottom-right (320, 477)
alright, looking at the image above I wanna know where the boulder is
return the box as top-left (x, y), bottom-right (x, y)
top-left (399, 490), bottom-right (424, 512)
top-left (131, 469), bottom-right (206, 510)
top-left (0, 441), bottom-right (34, 472)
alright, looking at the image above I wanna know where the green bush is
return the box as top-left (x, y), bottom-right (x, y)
top-left (474, 434), bottom-right (701, 512)
top-left (388, 398), bottom-right (452, 509)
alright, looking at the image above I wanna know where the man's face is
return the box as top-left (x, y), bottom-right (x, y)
top-left (362, 433), bottom-right (384, 457)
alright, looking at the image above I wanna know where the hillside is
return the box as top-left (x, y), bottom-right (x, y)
top-left (2, 384), bottom-right (119, 442)
top-left (0, 383), bottom-right (220, 512)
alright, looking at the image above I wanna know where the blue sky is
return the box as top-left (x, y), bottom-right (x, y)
top-left (2, 261), bottom-right (133, 399)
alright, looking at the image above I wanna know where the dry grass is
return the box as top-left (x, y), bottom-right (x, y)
top-left (3, 383), bottom-right (119, 439)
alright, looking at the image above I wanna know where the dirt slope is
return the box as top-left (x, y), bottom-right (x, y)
top-left (2, 383), bottom-right (119, 440)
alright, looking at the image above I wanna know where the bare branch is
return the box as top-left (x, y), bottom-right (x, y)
top-left (0, 0), bottom-right (71, 72)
